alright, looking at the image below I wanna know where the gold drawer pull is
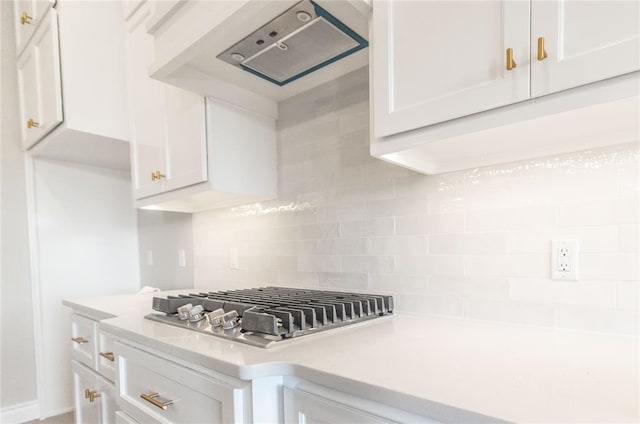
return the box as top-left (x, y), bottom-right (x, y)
top-left (27, 118), bottom-right (39, 128)
top-left (84, 389), bottom-right (101, 403)
top-left (537, 36), bottom-right (548, 61)
top-left (99, 352), bottom-right (114, 362)
top-left (140, 392), bottom-right (173, 410)
top-left (21, 12), bottom-right (33, 25)
top-left (71, 337), bottom-right (88, 344)
top-left (506, 48), bottom-right (516, 71)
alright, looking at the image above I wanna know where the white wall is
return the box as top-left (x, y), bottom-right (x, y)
top-left (137, 210), bottom-right (194, 290)
top-left (193, 68), bottom-right (639, 336)
top-left (0, 0), bottom-right (39, 419)
top-left (32, 159), bottom-right (140, 417)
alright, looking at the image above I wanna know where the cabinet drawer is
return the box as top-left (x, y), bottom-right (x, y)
top-left (97, 329), bottom-right (117, 382)
top-left (71, 314), bottom-right (98, 370)
top-left (116, 342), bottom-right (249, 424)
top-left (115, 411), bottom-right (140, 424)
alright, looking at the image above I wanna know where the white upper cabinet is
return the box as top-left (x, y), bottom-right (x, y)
top-left (531, 0), bottom-right (640, 97)
top-left (370, 0), bottom-right (640, 175)
top-left (13, 0), bottom-right (53, 56)
top-left (15, 0), bottom-right (131, 170)
top-left (126, 3), bottom-right (276, 212)
top-left (373, 0), bottom-right (530, 138)
top-left (126, 5), bottom-right (205, 199)
top-left (16, 9), bottom-right (62, 150)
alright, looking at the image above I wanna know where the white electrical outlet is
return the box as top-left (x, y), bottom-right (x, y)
top-left (230, 248), bottom-right (239, 270)
top-left (551, 240), bottom-right (579, 280)
top-left (146, 250), bottom-right (153, 266)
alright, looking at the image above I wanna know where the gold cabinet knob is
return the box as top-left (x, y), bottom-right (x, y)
top-left (537, 37), bottom-right (548, 61)
top-left (26, 118), bottom-right (39, 129)
top-left (21, 12), bottom-right (33, 25)
top-left (84, 389), bottom-right (101, 403)
top-left (151, 170), bottom-right (165, 181)
top-left (71, 337), bottom-right (88, 344)
top-left (506, 48), bottom-right (516, 71)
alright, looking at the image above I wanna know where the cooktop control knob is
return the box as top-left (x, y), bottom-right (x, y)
top-left (187, 305), bottom-right (205, 323)
top-left (176, 303), bottom-right (194, 321)
top-left (206, 308), bottom-right (225, 328)
top-left (222, 310), bottom-right (240, 330)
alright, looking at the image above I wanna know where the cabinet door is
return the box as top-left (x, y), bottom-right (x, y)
top-left (16, 9), bottom-right (63, 150)
top-left (164, 88), bottom-right (208, 192)
top-left (284, 387), bottom-right (393, 424)
top-left (72, 361), bottom-right (102, 424)
top-left (373, 0), bottom-right (530, 138)
top-left (127, 7), bottom-right (167, 199)
top-left (531, 0), bottom-right (640, 97)
top-left (98, 375), bottom-right (117, 424)
top-left (13, 0), bottom-right (52, 56)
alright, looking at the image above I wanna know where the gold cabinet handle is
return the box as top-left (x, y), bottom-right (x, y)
top-left (506, 48), bottom-right (516, 71)
top-left (71, 337), bottom-right (89, 344)
top-left (140, 392), bottom-right (174, 410)
top-left (150, 172), bottom-right (157, 181)
top-left (27, 118), bottom-right (39, 129)
top-left (84, 389), bottom-right (101, 403)
top-left (99, 352), bottom-right (114, 362)
top-left (537, 37), bottom-right (548, 61)
top-left (21, 12), bottom-right (33, 25)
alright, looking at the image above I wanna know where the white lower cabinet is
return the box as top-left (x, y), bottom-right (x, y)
top-left (116, 342), bottom-right (251, 424)
top-left (284, 387), bottom-right (392, 424)
top-left (72, 360), bottom-right (116, 424)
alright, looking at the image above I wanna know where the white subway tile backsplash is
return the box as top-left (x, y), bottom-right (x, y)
top-left (430, 232), bottom-right (508, 255)
top-left (508, 278), bottom-right (616, 308)
top-left (465, 205), bottom-right (557, 232)
top-left (369, 235), bottom-right (428, 256)
top-left (341, 256), bottom-right (394, 274)
top-left (616, 281), bottom-right (639, 311)
top-left (464, 299), bottom-right (555, 326)
top-left (396, 213), bottom-right (464, 235)
top-left (297, 255), bottom-right (341, 273)
top-left (580, 253), bottom-right (640, 281)
top-left (340, 217), bottom-right (395, 237)
top-left (192, 68), bottom-right (639, 336)
top-left (618, 224), bottom-right (639, 252)
top-left (319, 272), bottom-right (368, 290)
top-left (429, 276), bottom-right (508, 299)
top-left (319, 238), bottom-right (369, 255)
top-left (370, 274), bottom-right (427, 294)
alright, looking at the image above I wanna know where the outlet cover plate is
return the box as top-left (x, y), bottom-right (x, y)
top-left (551, 239), bottom-right (579, 281)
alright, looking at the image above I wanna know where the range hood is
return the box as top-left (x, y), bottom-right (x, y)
top-left (217, 0), bottom-right (368, 86)
top-left (146, 0), bottom-right (371, 117)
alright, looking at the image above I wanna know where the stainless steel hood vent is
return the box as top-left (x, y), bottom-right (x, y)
top-left (217, 0), bottom-right (368, 86)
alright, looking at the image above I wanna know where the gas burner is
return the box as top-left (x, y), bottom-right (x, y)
top-left (146, 287), bottom-right (394, 348)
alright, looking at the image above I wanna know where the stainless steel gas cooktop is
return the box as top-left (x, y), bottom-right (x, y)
top-left (146, 287), bottom-right (394, 348)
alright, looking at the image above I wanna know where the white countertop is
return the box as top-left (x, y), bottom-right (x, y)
top-left (64, 291), bottom-right (639, 423)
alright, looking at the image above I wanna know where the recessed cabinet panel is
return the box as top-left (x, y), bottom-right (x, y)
top-left (17, 9), bottom-right (63, 150)
top-left (373, 0), bottom-right (530, 138)
top-left (531, 0), bottom-right (640, 97)
top-left (127, 8), bottom-right (167, 198)
top-left (14, 0), bottom-right (52, 56)
top-left (283, 387), bottom-right (392, 424)
top-left (164, 89), bottom-right (208, 192)
top-left (72, 361), bottom-right (102, 424)
top-left (71, 313), bottom-right (98, 371)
